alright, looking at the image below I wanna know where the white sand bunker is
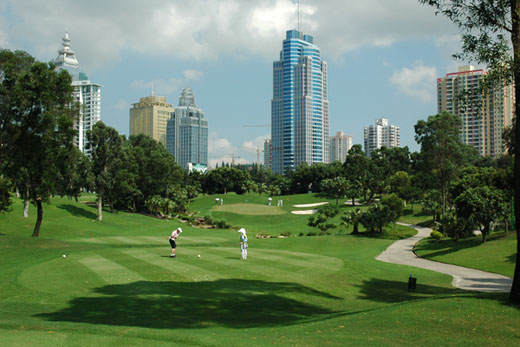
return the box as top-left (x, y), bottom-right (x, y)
top-left (291, 209), bottom-right (318, 215)
top-left (344, 201), bottom-right (363, 206)
top-left (292, 202), bottom-right (329, 208)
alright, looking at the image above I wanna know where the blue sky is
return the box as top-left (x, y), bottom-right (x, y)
top-left (0, 0), bottom-right (470, 167)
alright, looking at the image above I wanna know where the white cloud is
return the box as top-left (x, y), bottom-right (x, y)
top-left (208, 131), bottom-right (236, 156)
top-left (1, 0), bottom-right (459, 71)
top-left (183, 69), bottom-right (204, 81)
top-left (242, 134), bottom-right (270, 152)
top-left (130, 78), bottom-right (182, 97)
top-left (207, 131), bottom-right (260, 168)
top-left (389, 61), bottom-right (437, 103)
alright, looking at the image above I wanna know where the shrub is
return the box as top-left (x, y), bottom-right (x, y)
top-left (215, 219), bottom-right (230, 229)
top-left (299, 232), bottom-right (305, 237)
top-left (203, 215), bottom-right (214, 225)
top-left (307, 231), bottom-right (317, 236)
top-left (430, 230), bottom-right (442, 240)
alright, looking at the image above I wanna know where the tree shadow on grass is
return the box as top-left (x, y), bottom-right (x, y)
top-left (415, 234), bottom-right (508, 259)
top-left (355, 278), bottom-right (495, 304)
top-left (507, 254), bottom-right (516, 264)
top-left (36, 279), bottom-right (341, 329)
top-left (57, 204), bottom-right (97, 220)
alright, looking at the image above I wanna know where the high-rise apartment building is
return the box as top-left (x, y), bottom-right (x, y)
top-left (129, 95), bottom-right (174, 147)
top-left (271, 29), bottom-right (330, 174)
top-left (264, 139), bottom-right (272, 171)
top-left (364, 118), bottom-right (400, 157)
top-left (330, 131), bottom-right (352, 163)
top-left (54, 31), bottom-right (102, 156)
top-left (166, 88), bottom-right (208, 170)
top-left (437, 65), bottom-right (514, 158)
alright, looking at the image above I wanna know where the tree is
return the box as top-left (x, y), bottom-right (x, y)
top-left (268, 184), bottom-right (281, 197)
top-left (360, 204), bottom-right (392, 234)
top-left (415, 112), bottom-right (464, 219)
top-left (0, 176), bottom-right (11, 213)
top-left (419, 0), bottom-right (520, 302)
top-left (454, 186), bottom-right (507, 243)
top-left (422, 189), bottom-right (442, 222)
top-left (344, 145), bottom-right (370, 201)
top-left (390, 171), bottom-right (411, 205)
top-left (55, 147), bottom-right (93, 202)
top-left (308, 205), bottom-right (339, 232)
top-left (87, 122), bottom-right (123, 221)
top-left (381, 194), bottom-right (404, 231)
top-left (0, 50), bottom-right (78, 236)
top-left (130, 134), bottom-right (182, 211)
top-left (340, 208), bottom-right (363, 234)
top-left (345, 179), bottom-right (362, 206)
top-left (320, 176), bottom-right (348, 205)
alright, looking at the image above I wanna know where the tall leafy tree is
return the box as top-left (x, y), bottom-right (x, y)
top-left (415, 112), bottom-right (464, 219)
top-left (454, 186), bottom-right (507, 243)
top-left (343, 145), bottom-right (370, 200)
top-left (0, 50), bottom-right (78, 236)
top-left (87, 122), bottom-right (122, 221)
top-left (320, 176), bottom-right (348, 206)
top-left (419, 0), bottom-right (520, 302)
top-left (129, 134), bottom-right (182, 211)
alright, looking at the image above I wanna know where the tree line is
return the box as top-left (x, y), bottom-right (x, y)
top-left (1, 35), bottom-right (519, 302)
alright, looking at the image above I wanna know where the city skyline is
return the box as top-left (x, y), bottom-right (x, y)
top-left (1, 0), bottom-right (468, 167)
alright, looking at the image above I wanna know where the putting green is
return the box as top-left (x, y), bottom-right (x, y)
top-left (211, 203), bottom-right (286, 215)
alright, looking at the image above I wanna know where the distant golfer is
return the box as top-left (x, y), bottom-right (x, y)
top-left (238, 228), bottom-right (248, 260)
top-left (168, 227), bottom-right (182, 258)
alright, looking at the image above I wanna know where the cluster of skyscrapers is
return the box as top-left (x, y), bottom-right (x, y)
top-left (266, 29), bottom-right (398, 170)
top-left (129, 89), bottom-right (208, 171)
top-left (55, 32), bottom-right (208, 170)
top-left (56, 30), bottom-right (513, 174)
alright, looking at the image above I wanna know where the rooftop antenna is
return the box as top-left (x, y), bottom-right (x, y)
top-left (151, 82), bottom-right (155, 97)
top-left (297, 0), bottom-right (301, 31)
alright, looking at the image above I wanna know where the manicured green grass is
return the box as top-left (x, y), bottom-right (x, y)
top-left (0, 195), bottom-right (518, 346)
top-left (212, 203), bottom-right (286, 215)
top-left (397, 204), bottom-right (434, 226)
top-left (415, 232), bottom-right (516, 277)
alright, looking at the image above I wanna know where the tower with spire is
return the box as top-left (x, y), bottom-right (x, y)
top-left (166, 88), bottom-right (208, 170)
top-left (54, 31), bottom-right (102, 156)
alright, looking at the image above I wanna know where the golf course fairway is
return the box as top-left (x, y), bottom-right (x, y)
top-left (0, 195), bottom-right (518, 346)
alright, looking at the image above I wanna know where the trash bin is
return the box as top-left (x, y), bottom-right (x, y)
top-left (408, 276), bottom-right (417, 291)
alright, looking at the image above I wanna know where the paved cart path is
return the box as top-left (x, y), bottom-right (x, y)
top-left (376, 223), bottom-right (512, 292)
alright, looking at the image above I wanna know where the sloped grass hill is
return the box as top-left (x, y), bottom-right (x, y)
top-left (0, 196), bottom-right (518, 346)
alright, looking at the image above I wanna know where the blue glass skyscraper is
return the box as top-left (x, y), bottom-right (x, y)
top-left (271, 29), bottom-right (329, 174)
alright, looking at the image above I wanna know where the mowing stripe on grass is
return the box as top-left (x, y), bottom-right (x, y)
top-left (252, 250), bottom-right (343, 271)
top-left (139, 235), bottom-right (227, 245)
top-left (193, 246), bottom-right (342, 273)
top-left (71, 237), bottom-right (109, 244)
top-left (79, 255), bottom-right (144, 284)
top-left (180, 247), bottom-right (319, 283)
top-left (119, 248), bottom-right (224, 282)
top-left (68, 235), bottom-right (228, 247)
top-left (108, 236), bottom-right (145, 245)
